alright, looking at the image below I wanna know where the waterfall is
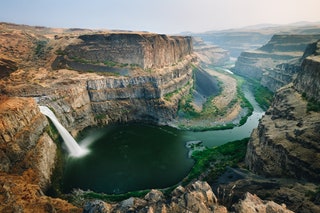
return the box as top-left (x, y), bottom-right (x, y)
top-left (39, 106), bottom-right (88, 157)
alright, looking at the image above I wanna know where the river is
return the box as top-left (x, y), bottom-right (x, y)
top-left (62, 87), bottom-right (264, 194)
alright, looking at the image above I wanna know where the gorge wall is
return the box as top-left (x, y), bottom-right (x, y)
top-left (0, 23), bottom-right (197, 212)
top-left (1, 22), bottom-right (313, 212)
top-left (53, 33), bottom-right (193, 71)
top-left (0, 97), bottom-right (81, 212)
top-left (192, 37), bottom-right (229, 66)
top-left (195, 23), bottom-right (320, 58)
top-left (245, 40), bottom-right (320, 183)
top-left (233, 34), bottom-right (320, 92)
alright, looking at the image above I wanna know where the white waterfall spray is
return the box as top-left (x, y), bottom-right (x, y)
top-left (39, 106), bottom-right (89, 157)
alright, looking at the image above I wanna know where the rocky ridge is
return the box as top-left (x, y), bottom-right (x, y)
top-left (233, 34), bottom-right (320, 92)
top-left (0, 22), bottom-right (316, 212)
top-left (82, 181), bottom-right (292, 213)
top-left (195, 22), bottom-right (320, 58)
top-left (0, 23), bottom-right (197, 212)
top-left (193, 37), bottom-right (230, 66)
top-left (0, 97), bottom-right (81, 212)
top-left (245, 41), bottom-right (320, 182)
top-left (244, 41), bottom-right (320, 212)
top-left (54, 33), bottom-right (193, 70)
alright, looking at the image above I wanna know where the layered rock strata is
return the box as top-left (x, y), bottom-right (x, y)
top-left (246, 41), bottom-right (320, 183)
top-left (0, 23), bottom-right (196, 212)
top-left (195, 22), bottom-right (320, 58)
top-left (193, 37), bottom-right (230, 66)
top-left (0, 97), bottom-right (81, 212)
top-left (53, 33), bottom-right (193, 70)
top-left (233, 34), bottom-right (320, 92)
top-left (85, 56), bottom-right (195, 125)
top-left (294, 54), bottom-right (320, 100)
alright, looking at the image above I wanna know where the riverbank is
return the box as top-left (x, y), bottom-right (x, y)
top-left (170, 67), bottom-right (253, 131)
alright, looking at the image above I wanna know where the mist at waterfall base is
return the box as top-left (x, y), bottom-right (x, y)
top-left (40, 87), bottom-right (263, 195)
top-left (62, 124), bottom-right (194, 194)
top-left (39, 106), bottom-right (89, 157)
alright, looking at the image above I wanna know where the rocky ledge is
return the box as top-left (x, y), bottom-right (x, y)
top-left (233, 34), bottom-right (320, 92)
top-left (82, 181), bottom-right (291, 213)
top-left (0, 97), bottom-right (81, 212)
top-left (193, 37), bottom-right (230, 66)
top-left (246, 41), bottom-right (320, 188)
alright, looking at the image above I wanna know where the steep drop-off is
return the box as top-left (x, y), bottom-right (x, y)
top-left (53, 32), bottom-right (192, 71)
top-left (209, 41), bottom-right (320, 213)
top-left (0, 97), bottom-right (81, 212)
top-left (246, 41), bottom-right (320, 183)
top-left (0, 23), bottom-right (197, 212)
top-left (193, 37), bottom-right (229, 66)
top-left (233, 34), bottom-right (320, 92)
top-left (0, 22), bottom-right (305, 212)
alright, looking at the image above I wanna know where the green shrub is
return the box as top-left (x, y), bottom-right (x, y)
top-left (183, 138), bottom-right (249, 185)
top-left (307, 98), bottom-right (320, 112)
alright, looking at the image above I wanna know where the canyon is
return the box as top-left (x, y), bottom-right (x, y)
top-left (194, 22), bottom-right (320, 58)
top-left (0, 23), bottom-right (199, 212)
top-left (1, 22), bottom-right (320, 212)
top-left (233, 34), bottom-right (320, 92)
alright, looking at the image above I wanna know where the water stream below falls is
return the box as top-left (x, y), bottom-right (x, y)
top-left (61, 88), bottom-right (264, 194)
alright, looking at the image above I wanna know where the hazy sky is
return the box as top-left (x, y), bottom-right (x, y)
top-left (1, 0), bottom-right (319, 34)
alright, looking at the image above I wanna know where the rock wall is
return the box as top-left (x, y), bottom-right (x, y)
top-left (0, 97), bottom-right (82, 212)
top-left (245, 42), bottom-right (320, 183)
top-left (233, 34), bottom-right (320, 92)
top-left (195, 23), bottom-right (320, 58)
top-left (87, 57), bottom-right (194, 124)
top-left (0, 99), bottom-right (55, 182)
top-left (0, 25), bottom-right (196, 212)
top-left (54, 33), bottom-right (193, 70)
top-left (294, 55), bottom-right (320, 101)
top-left (193, 37), bottom-right (229, 66)
top-left (38, 80), bottom-right (95, 136)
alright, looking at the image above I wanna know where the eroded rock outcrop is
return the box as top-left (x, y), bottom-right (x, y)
top-left (233, 192), bottom-right (293, 213)
top-left (0, 98), bottom-right (49, 175)
top-left (195, 22), bottom-right (320, 58)
top-left (1, 25), bottom-right (197, 133)
top-left (83, 181), bottom-right (294, 213)
top-left (53, 33), bottom-right (193, 70)
top-left (233, 34), bottom-right (320, 92)
top-left (0, 97), bottom-right (81, 212)
top-left (0, 23), bottom-right (198, 212)
top-left (193, 37), bottom-right (229, 66)
top-left (246, 41), bottom-right (320, 183)
top-left (294, 52), bottom-right (320, 101)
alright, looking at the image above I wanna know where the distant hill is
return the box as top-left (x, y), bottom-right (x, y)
top-left (188, 22), bottom-right (320, 58)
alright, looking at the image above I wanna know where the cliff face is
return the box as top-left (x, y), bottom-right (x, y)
top-left (86, 60), bottom-right (194, 124)
top-left (233, 34), bottom-right (320, 92)
top-left (0, 98), bottom-right (50, 176)
top-left (53, 33), bottom-right (193, 70)
top-left (294, 53), bottom-right (320, 100)
top-left (195, 31), bottom-right (273, 58)
top-left (246, 41), bottom-right (320, 183)
top-left (1, 28), bottom-right (196, 133)
top-left (0, 97), bottom-right (81, 212)
top-left (193, 37), bottom-right (229, 66)
top-left (195, 23), bottom-right (320, 59)
top-left (0, 23), bottom-right (197, 212)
